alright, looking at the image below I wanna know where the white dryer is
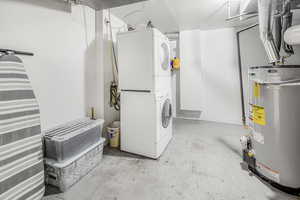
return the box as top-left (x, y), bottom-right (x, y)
top-left (120, 91), bottom-right (173, 159)
top-left (117, 28), bottom-right (171, 92)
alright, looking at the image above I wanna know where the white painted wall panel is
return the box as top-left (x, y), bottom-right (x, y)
top-left (180, 28), bottom-right (242, 125)
top-left (0, 0), bottom-right (96, 130)
top-left (179, 30), bottom-right (203, 111)
top-left (102, 10), bottom-right (126, 127)
top-left (201, 28), bottom-right (242, 125)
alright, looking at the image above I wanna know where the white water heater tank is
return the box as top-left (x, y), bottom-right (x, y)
top-left (284, 25), bottom-right (300, 45)
top-left (249, 66), bottom-right (300, 191)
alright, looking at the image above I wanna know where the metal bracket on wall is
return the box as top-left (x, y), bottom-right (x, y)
top-left (226, 12), bottom-right (258, 21)
top-left (0, 49), bottom-right (34, 56)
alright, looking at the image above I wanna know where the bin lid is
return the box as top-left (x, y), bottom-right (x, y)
top-left (108, 121), bottom-right (120, 129)
top-left (45, 138), bottom-right (106, 168)
top-left (249, 65), bottom-right (300, 84)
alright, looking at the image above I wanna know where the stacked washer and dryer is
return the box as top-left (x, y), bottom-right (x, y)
top-left (117, 28), bottom-right (173, 159)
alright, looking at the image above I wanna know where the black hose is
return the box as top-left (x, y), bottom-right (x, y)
top-left (0, 49), bottom-right (34, 56)
top-left (282, 12), bottom-right (294, 55)
top-left (110, 82), bottom-right (120, 111)
top-left (273, 16), bottom-right (282, 52)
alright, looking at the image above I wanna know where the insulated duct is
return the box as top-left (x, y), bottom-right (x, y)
top-left (258, 0), bottom-right (281, 63)
top-left (281, 9), bottom-right (294, 55)
top-left (258, 0), bottom-right (295, 64)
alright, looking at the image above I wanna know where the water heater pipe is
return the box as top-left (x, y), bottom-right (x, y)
top-left (236, 23), bottom-right (259, 126)
top-left (258, 0), bottom-right (281, 64)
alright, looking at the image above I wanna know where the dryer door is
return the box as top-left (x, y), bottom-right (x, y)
top-left (161, 98), bottom-right (172, 128)
top-left (160, 42), bottom-right (170, 72)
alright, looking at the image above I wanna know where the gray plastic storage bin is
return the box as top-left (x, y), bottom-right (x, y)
top-left (45, 138), bottom-right (105, 192)
top-left (44, 118), bottom-right (104, 162)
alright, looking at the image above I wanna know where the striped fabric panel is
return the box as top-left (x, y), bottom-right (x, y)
top-left (0, 57), bottom-right (44, 199)
top-left (0, 68), bottom-right (25, 72)
top-left (0, 135), bottom-right (42, 161)
top-left (0, 90), bottom-right (35, 101)
top-left (0, 171), bottom-right (44, 200)
top-left (0, 125), bottom-right (41, 146)
top-left (0, 62), bottom-right (26, 68)
top-left (0, 79), bottom-right (30, 84)
top-left (0, 116), bottom-right (41, 135)
top-left (0, 84), bottom-right (33, 91)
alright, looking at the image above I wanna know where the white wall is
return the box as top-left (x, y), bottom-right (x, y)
top-left (95, 10), bottom-right (127, 131)
top-left (180, 30), bottom-right (203, 111)
top-left (201, 28), bottom-right (242, 125)
top-left (180, 28), bottom-right (242, 125)
top-left (0, 0), bottom-right (96, 130)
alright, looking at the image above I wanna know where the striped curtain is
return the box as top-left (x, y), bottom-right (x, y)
top-left (0, 55), bottom-right (45, 200)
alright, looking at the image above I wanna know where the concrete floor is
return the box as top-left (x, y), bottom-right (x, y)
top-left (43, 119), bottom-right (299, 200)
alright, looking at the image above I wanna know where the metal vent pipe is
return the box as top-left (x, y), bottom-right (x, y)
top-left (258, 0), bottom-right (281, 63)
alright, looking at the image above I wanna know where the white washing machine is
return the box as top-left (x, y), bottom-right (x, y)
top-left (117, 28), bottom-right (171, 92)
top-left (120, 91), bottom-right (173, 159)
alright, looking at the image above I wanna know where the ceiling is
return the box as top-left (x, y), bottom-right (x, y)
top-left (75, 0), bottom-right (147, 10)
top-left (110, 0), bottom-right (258, 33)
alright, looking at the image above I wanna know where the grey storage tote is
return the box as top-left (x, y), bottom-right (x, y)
top-left (43, 118), bottom-right (104, 162)
top-left (0, 54), bottom-right (45, 200)
top-left (45, 138), bottom-right (105, 192)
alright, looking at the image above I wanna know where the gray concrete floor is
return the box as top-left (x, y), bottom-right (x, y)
top-left (43, 119), bottom-right (299, 200)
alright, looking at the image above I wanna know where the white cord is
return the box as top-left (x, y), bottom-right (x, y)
top-left (82, 5), bottom-right (89, 48)
top-left (108, 9), bottom-right (119, 84)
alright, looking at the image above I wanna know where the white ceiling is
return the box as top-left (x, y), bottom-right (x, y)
top-left (111, 0), bottom-right (257, 33)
